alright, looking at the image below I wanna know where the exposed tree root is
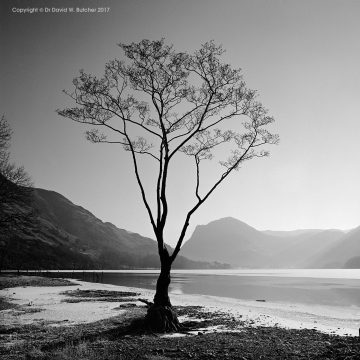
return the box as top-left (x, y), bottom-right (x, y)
top-left (145, 304), bottom-right (181, 333)
top-left (138, 298), bottom-right (153, 307)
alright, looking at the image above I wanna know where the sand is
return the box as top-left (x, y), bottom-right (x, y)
top-left (1, 278), bottom-right (358, 336)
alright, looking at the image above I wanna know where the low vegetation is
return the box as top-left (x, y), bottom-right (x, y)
top-left (1, 275), bottom-right (359, 359)
top-left (1, 306), bottom-right (359, 359)
top-left (61, 289), bottom-right (140, 303)
top-left (0, 275), bottom-right (74, 290)
top-left (0, 275), bottom-right (74, 313)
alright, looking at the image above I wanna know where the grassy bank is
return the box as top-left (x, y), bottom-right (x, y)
top-left (0, 275), bottom-right (74, 311)
top-left (0, 274), bottom-right (74, 290)
top-left (0, 275), bottom-right (359, 359)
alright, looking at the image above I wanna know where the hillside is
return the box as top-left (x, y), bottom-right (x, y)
top-left (181, 217), bottom-right (350, 268)
top-left (344, 256), bottom-right (360, 269)
top-left (180, 217), bottom-right (280, 267)
top-left (306, 225), bottom-right (360, 268)
top-left (1, 187), bottom-right (357, 270)
top-left (270, 229), bottom-right (345, 268)
top-left (0, 188), bottom-right (228, 270)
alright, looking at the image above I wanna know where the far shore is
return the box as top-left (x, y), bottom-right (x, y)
top-left (0, 274), bottom-right (359, 359)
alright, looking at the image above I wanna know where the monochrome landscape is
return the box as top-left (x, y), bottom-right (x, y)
top-left (1, 0), bottom-right (359, 358)
top-left (1, 187), bottom-right (360, 270)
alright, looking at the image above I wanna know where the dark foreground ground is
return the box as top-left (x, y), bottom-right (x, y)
top-left (0, 275), bottom-right (359, 360)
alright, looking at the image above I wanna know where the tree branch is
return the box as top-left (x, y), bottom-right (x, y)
top-left (122, 120), bottom-right (157, 233)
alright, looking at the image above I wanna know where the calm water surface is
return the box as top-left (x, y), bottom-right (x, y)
top-left (72, 269), bottom-right (360, 307)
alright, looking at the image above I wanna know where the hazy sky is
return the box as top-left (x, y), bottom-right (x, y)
top-left (1, 0), bottom-right (359, 245)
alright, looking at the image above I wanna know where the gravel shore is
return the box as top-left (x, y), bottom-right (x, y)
top-left (0, 275), bottom-right (359, 359)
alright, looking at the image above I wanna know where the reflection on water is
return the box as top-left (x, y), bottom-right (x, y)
top-left (74, 270), bottom-right (360, 307)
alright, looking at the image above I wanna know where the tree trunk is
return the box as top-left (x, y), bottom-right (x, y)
top-left (154, 258), bottom-right (172, 307)
top-left (145, 248), bottom-right (181, 332)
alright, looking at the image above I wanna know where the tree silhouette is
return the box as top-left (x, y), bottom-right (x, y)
top-left (58, 39), bottom-right (279, 331)
top-left (0, 116), bottom-right (33, 229)
top-left (0, 116), bottom-right (34, 270)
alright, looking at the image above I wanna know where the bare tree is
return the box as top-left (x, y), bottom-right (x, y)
top-left (0, 116), bottom-right (32, 187)
top-left (58, 39), bottom-right (279, 331)
top-left (0, 115), bottom-right (33, 224)
top-left (0, 116), bottom-right (34, 269)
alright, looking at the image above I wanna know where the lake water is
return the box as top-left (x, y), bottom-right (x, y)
top-left (72, 269), bottom-right (360, 308)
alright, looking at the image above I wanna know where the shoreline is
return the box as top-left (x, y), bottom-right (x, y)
top-left (1, 276), bottom-right (358, 336)
top-left (5, 268), bottom-right (360, 279)
top-left (1, 275), bottom-right (360, 359)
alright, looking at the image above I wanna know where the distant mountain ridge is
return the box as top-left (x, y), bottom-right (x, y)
top-left (2, 187), bottom-right (358, 270)
top-left (181, 217), bottom-right (357, 269)
top-left (0, 188), bottom-right (229, 270)
top-left (262, 229), bottom-right (324, 237)
top-left (180, 217), bottom-right (283, 268)
top-left (307, 225), bottom-right (360, 268)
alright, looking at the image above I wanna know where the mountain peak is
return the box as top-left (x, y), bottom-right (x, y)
top-left (2, 186), bottom-right (227, 270)
top-left (181, 216), bottom-right (352, 268)
top-left (202, 217), bottom-right (257, 230)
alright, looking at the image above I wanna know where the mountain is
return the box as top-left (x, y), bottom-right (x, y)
top-left (0, 188), bottom-right (228, 270)
top-left (344, 256), bottom-right (360, 269)
top-left (262, 229), bottom-right (323, 238)
top-left (270, 229), bottom-right (345, 268)
top-left (181, 217), bottom-right (349, 268)
top-left (2, 187), bottom-right (357, 270)
top-left (180, 217), bottom-right (289, 268)
top-left (306, 225), bottom-right (360, 268)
